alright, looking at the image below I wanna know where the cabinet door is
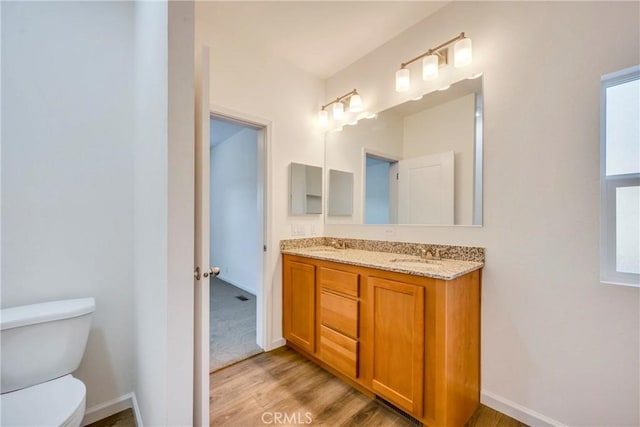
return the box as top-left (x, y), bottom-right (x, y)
top-left (369, 276), bottom-right (425, 416)
top-left (283, 259), bottom-right (316, 353)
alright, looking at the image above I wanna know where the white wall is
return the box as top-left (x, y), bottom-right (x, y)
top-left (166, 3), bottom-right (195, 424)
top-left (196, 3), bottom-right (325, 349)
top-left (211, 127), bottom-right (259, 294)
top-left (1, 0), bottom-right (135, 410)
top-left (325, 2), bottom-right (639, 425)
top-left (133, 2), bottom-right (194, 425)
top-left (403, 93), bottom-right (475, 225)
top-left (132, 2), bottom-right (168, 424)
top-left (2, 2), bottom-right (195, 423)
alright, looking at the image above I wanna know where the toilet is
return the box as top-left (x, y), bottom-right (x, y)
top-left (1, 298), bottom-right (95, 427)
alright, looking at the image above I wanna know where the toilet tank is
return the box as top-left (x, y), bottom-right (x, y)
top-left (1, 298), bottom-right (95, 394)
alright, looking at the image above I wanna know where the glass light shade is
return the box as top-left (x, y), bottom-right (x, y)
top-left (332, 102), bottom-right (344, 121)
top-left (454, 37), bottom-right (472, 68)
top-left (349, 94), bottom-right (363, 112)
top-left (422, 55), bottom-right (439, 80)
top-left (318, 109), bottom-right (329, 127)
top-left (395, 68), bottom-right (410, 92)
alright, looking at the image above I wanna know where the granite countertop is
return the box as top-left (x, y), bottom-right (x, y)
top-left (282, 245), bottom-right (483, 281)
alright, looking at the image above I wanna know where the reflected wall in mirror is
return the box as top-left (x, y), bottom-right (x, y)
top-left (325, 76), bottom-right (483, 226)
top-left (328, 169), bottom-right (354, 216)
top-left (290, 162), bottom-right (323, 215)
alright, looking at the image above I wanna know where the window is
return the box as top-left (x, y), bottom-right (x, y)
top-left (601, 65), bottom-right (640, 287)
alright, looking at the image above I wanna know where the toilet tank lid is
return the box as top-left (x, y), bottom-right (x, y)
top-left (1, 298), bottom-right (95, 331)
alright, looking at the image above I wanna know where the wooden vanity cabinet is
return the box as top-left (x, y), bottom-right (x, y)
top-left (282, 254), bottom-right (481, 427)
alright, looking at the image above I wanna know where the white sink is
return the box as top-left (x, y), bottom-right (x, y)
top-left (389, 258), bottom-right (442, 268)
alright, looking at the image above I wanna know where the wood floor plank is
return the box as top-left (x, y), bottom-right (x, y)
top-left (210, 346), bottom-right (528, 427)
top-left (85, 409), bottom-right (135, 427)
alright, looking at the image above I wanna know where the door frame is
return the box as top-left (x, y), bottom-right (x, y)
top-left (209, 104), bottom-right (272, 351)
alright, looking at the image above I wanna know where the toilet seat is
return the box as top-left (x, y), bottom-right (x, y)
top-left (1, 374), bottom-right (86, 427)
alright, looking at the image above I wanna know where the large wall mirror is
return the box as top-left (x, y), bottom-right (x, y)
top-left (325, 76), bottom-right (483, 226)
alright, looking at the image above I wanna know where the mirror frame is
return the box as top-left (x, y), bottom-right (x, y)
top-left (324, 75), bottom-right (484, 227)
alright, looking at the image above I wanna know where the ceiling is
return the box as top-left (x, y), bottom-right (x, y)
top-left (196, 1), bottom-right (448, 80)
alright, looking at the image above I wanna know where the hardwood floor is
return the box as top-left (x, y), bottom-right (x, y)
top-left (210, 346), bottom-right (527, 427)
top-left (86, 409), bottom-right (135, 427)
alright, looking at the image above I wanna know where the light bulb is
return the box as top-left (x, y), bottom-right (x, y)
top-left (318, 109), bottom-right (329, 127)
top-left (349, 94), bottom-right (363, 112)
top-left (454, 37), bottom-right (472, 68)
top-left (422, 54), bottom-right (439, 80)
top-left (332, 102), bottom-right (344, 121)
top-left (395, 68), bottom-right (410, 92)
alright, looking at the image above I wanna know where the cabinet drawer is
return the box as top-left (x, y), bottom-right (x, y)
top-left (320, 291), bottom-right (358, 338)
top-left (320, 325), bottom-right (358, 378)
top-left (319, 267), bottom-right (359, 297)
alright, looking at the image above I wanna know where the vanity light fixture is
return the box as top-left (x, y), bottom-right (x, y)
top-left (395, 32), bottom-right (472, 92)
top-left (318, 89), bottom-right (364, 126)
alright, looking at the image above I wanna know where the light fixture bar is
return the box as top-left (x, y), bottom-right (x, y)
top-left (321, 89), bottom-right (359, 111)
top-left (399, 32), bottom-right (466, 69)
top-left (318, 89), bottom-right (364, 126)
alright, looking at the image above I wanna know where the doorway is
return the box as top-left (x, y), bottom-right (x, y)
top-left (364, 153), bottom-right (399, 224)
top-left (209, 114), bottom-right (265, 371)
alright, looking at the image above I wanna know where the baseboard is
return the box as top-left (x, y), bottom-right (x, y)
top-left (131, 392), bottom-right (143, 427)
top-left (218, 275), bottom-right (257, 296)
top-left (82, 392), bottom-right (139, 426)
top-left (270, 337), bottom-right (286, 351)
top-left (481, 390), bottom-right (566, 427)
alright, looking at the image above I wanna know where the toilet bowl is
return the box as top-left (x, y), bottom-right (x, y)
top-left (0, 298), bottom-right (95, 427)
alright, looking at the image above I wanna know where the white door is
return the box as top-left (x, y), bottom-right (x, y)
top-left (194, 46), bottom-right (210, 427)
top-left (398, 151), bottom-right (454, 224)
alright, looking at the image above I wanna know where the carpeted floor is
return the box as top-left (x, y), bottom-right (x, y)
top-left (210, 277), bottom-right (263, 372)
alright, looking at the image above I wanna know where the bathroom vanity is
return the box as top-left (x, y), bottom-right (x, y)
top-left (281, 238), bottom-right (483, 427)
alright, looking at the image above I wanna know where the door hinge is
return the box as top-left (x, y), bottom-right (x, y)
top-left (263, 245), bottom-right (267, 252)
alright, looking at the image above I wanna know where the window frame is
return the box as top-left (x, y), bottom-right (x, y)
top-left (600, 65), bottom-right (640, 287)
